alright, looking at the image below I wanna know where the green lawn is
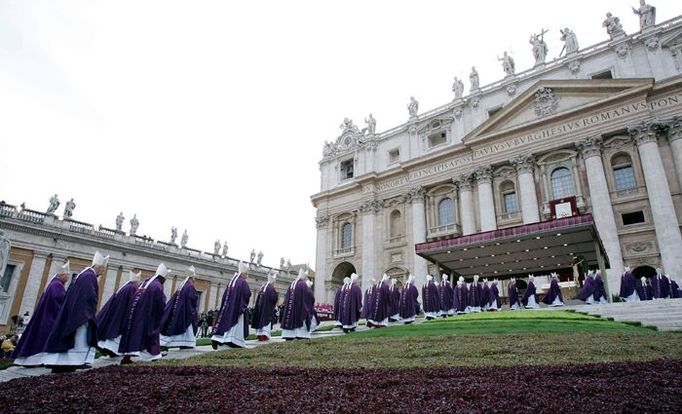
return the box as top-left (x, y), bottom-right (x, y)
top-left (161, 311), bottom-right (681, 369)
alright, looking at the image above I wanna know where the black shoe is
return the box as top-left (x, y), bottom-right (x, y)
top-left (211, 340), bottom-right (219, 350)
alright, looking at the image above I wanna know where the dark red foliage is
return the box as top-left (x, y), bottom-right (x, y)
top-left (2, 360), bottom-right (681, 413)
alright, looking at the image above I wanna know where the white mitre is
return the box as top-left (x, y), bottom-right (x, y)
top-left (188, 265), bottom-right (196, 277)
top-left (156, 263), bottom-right (171, 277)
top-left (238, 261), bottom-right (249, 274)
top-left (92, 251), bottom-right (110, 267)
top-left (128, 270), bottom-right (141, 282)
top-left (59, 260), bottom-right (71, 275)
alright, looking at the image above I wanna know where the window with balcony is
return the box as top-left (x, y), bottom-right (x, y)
top-left (551, 167), bottom-right (575, 199)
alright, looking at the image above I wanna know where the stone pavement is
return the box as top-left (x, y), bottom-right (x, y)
top-left (567, 298), bottom-right (682, 332)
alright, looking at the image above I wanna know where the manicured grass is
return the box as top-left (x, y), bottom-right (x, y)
top-left (162, 311), bottom-right (680, 369)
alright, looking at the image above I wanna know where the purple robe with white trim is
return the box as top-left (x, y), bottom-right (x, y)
top-left (12, 277), bottom-right (66, 361)
top-left (118, 277), bottom-right (167, 356)
top-left (96, 281), bottom-right (138, 342)
top-left (339, 283), bottom-right (362, 327)
top-left (333, 286), bottom-right (343, 322)
top-left (652, 274), bottom-right (671, 299)
top-left (542, 279), bottom-right (564, 304)
top-left (489, 282), bottom-right (501, 309)
top-left (280, 278), bottom-right (309, 331)
top-left (453, 284), bottom-right (468, 312)
top-left (370, 281), bottom-right (390, 322)
top-left (399, 282), bottom-right (419, 319)
top-left (637, 281), bottom-right (652, 301)
top-left (579, 277), bottom-right (595, 302)
top-left (213, 275), bottom-right (251, 337)
top-left (508, 282), bottom-right (520, 308)
top-left (593, 274), bottom-right (608, 302)
top-left (421, 281), bottom-right (440, 313)
top-left (251, 282), bottom-right (278, 330)
top-left (388, 285), bottom-right (401, 317)
top-left (468, 281), bottom-right (482, 308)
top-left (438, 281), bottom-right (454, 313)
top-left (160, 280), bottom-right (199, 336)
top-left (362, 285), bottom-right (376, 320)
top-left (44, 268), bottom-right (99, 353)
top-left (671, 280), bottom-right (681, 299)
top-left (481, 283), bottom-right (491, 307)
top-left (521, 281), bottom-right (537, 306)
top-left (619, 271), bottom-right (637, 298)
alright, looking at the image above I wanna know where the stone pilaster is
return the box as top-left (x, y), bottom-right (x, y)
top-left (314, 214), bottom-right (329, 302)
top-left (209, 282), bottom-right (218, 310)
top-left (454, 173), bottom-right (476, 235)
top-left (629, 122), bottom-right (682, 279)
top-left (664, 116), bottom-right (682, 191)
top-left (511, 155), bottom-right (540, 224)
top-left (407, 186), bottom-right (428, 288)
top-left (577, 136), bottom-right (623, 296)
top-left (475, 166), bottom-right (497, 232)
top-left (19, 252), bottom-right (48, 316)
top-left (359, 199), bottom-right (383, 291)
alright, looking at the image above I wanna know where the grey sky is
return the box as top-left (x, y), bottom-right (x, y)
top-left (1, 1), bottom-right (679, 270)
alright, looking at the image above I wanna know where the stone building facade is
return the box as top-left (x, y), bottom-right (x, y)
top-left (312, 12), bottom-right (682, 303)
top-left (0, 203), bottom-right (295, 331)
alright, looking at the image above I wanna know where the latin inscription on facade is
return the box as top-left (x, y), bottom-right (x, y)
top-left (363, 94), bottom-right (680, 194)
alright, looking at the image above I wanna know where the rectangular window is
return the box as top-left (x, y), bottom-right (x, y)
top-left (613, 166), bottom-right (636, 191)
top-left (1, 264), bottom-right (15, 293)
top-left (591, 70), bottom-right (613, 79)
top-left (622, 211), bottom-right (645, 225)
top-left (428, 132), bottom-right (447, 148)
top-left (503, 193), bottom-right (519, 214)
top-left (388, 148), bottom-right (400, 164)
top-left (340, 159), bottom-right (354, 180)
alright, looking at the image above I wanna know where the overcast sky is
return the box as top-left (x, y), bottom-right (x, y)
top-left (1, 1), bottom-right (679, 269)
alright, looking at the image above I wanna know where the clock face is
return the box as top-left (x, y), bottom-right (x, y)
top-left (344, 136), bottom-right (352, 146)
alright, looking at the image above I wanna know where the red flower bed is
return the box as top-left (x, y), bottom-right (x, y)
top-left (2, 360), bottom-right (681, 413)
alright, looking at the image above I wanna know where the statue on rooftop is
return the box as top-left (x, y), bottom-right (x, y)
top-left (170, 226), bottom-right (177, 244)
top-left (222, 241), bottom-right (228, 257)
top-left (250, 249), bottom-right (256, 263)
top-left (603, 12), bottom-right (626, 40)
top-left (632, 0), bottom-right (656, 31)
top-left (180, 229), bottom-right (188, 248)
top-left (63, 198), bottom-right (76, 218)
top-left (47, 194), bottom-right (60, 215)
top-left (115, 212), bottom-right (125, 231)
top-left (452, 76), bottom-right (464, 100)
top-left (256, 251), bottom-right (263, 266)
top-left (469, 66), bottom-right (480, 91)
top-left (365, 114), bottom-right (376, 135)
top-left (498, 51), bottom-right (515, 77)
top-left (407, 97), bottom-right (419, 120)
top-left (560, 28), bottom-right (579, 55)
top-left (214, 240), bottom-right (221, 256)
top-left (529, 30), bottom-right (548, 66)
top-left (130, 214), bottom-right (139, 236)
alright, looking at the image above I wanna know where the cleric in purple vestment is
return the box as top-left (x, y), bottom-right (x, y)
top-left (369, 275), bottom-right (391, 327)
top-left (422, 275), bottom-right (440, 319)
top-left (671, 278), bottom-right (681, 299)
top-left (481, 280), bottom-right (491, 311)
top-left (453, 277), bottom-right (468, 314)
top-left (508, 278), bottom-right (521, 310)
top-left (339, 273), bottom-right (362, 333)
top-left (333, 277), bottom-right (349, 327)
top-left (362, 281), bottom-right (377, 325)
top-left (280, 268), bottom-right (312, 340)
top-left (119, 263), bottom-right (169, 363)
top-left (541, 273), bottom-right (565, 306)
top-left (593, 271), bottom-right (608, 304)
top-left (305, 279), bottom-right (319, 332)
top-left (637, 277), bottom-right (652, 301)
top-left (438, 275), bottom-right (454, 316)
top-left (388, 278), bottom-right (401, 321)
top-left (488, 280), bottom-right (501, 311)
top-left (579, 271), bottom-right (596, 304)
top-left (521, 275), bottom-right (539, 309)
top-left (251, 271), bottom-right (279, 341)
top-left (43, 252), bottom-right (107, 373)
top-left (12, 261), bottom-right (69, 367)
top-left (160, 266), bottom-right (199, 348)
top-left (399, 275), bottom-right (419, 323)
top-left (619, 266), bottom-right (638, 302)
top-left (96, 270), bottom-right (141, 356)
top-left (212, 261), bottom-right (252, 348)
top-left (651, 268), bottom-right (671, 299)
top-left (468, 275), bottom-right (483, 312)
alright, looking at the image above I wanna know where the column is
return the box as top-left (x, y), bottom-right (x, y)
top-left (209, 282), bottom-right (218, 310)
top-left (408, 186), bottom-right (428, 288)
top-left (314, 215), bottom-right (329, 303)
top-left (100, 265), bottom-right (119, 310)
top-left (455, 173), bottom-right (476, 235)
top-left (630, 122), bottom-right (682, 278)
top-left (19, 252), bottom-right (48, 316)
top-left (360, 198), bottom-right (382, 292)
top-left (512, 155), bottom-right (541, 224)
top-left (577, 136), bottom-right (625, 296)
top-left (476, 166), bottom-right (497, 232)
top-left (666, 117), bottom-right (682, 191)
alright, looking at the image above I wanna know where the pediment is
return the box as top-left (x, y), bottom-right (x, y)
top-left (463, 79), bottom-right (654, 144)
top-left (661, 28), bottom-right (682, 48)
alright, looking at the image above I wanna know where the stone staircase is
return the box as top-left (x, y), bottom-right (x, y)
top-left (568, 298), bottom-right (682, 331)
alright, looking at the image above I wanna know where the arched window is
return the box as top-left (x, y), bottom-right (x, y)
top-left (341, 222), bottom-right (352, 249)
top-left (611, 153), bottom-right (636, 191)
top-left (389, 210), bottom-right (403, 238)
top-left (551, 167), bottom-right (575, 199)
top-left (438, 198), bottom-right (455, 226)
top-left (500, 180), bottom-right (519, 213)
